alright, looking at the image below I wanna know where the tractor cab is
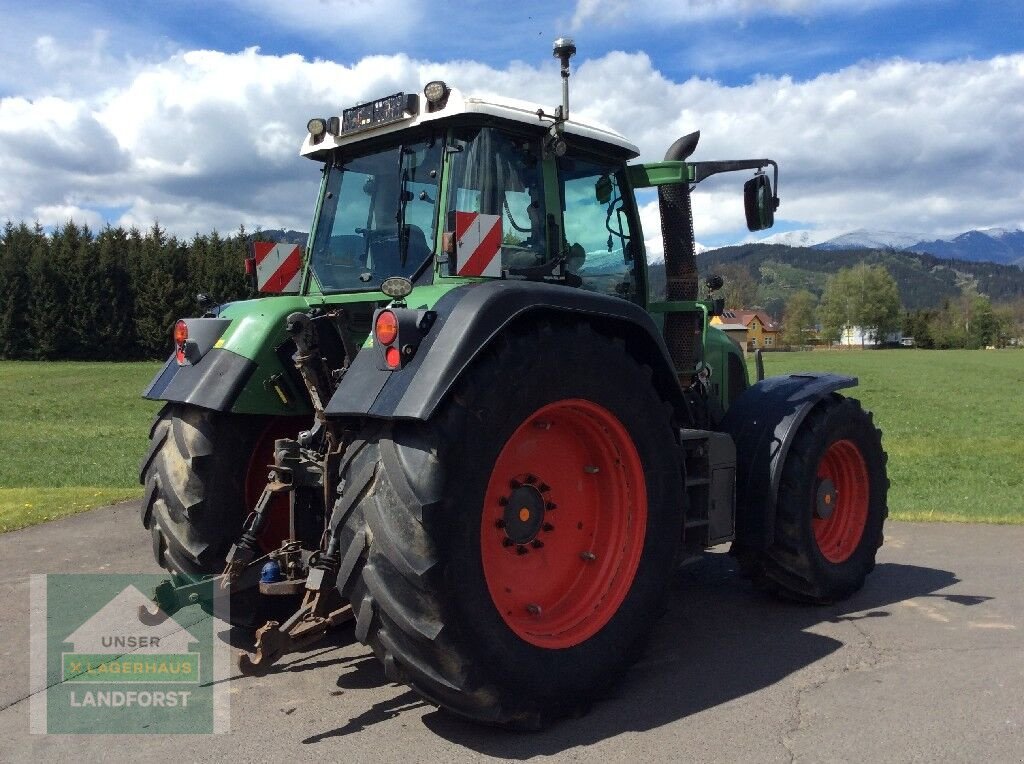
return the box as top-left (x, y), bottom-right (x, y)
top-left (288, 81), bottom-right (646, 304)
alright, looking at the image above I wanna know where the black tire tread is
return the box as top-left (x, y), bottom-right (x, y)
top-left (139, 403), bottom-right (296, 627)
top-left (332, 320), bottom-right (682, 728)
top-left (739, 394), bottom-right (889, 604)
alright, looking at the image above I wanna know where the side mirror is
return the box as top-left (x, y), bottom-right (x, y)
top-left (744, 174), bottom-right (777, 231)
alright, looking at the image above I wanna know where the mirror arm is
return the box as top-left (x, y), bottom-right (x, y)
top-left (691, 159), bottom-right (780, 208)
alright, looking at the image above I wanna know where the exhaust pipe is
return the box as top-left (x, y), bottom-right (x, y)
top-left (659, 131), bottom-right (702, 382)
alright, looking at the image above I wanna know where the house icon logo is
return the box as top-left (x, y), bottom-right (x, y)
top-left (32, 573), bottom-right (227, 734)
top-left (62, 585), bottom-right (200, 684)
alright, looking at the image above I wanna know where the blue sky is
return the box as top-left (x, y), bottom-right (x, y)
top-left (1, 0), bottom-right (1022, 246)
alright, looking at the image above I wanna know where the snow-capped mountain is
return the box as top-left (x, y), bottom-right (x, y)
top-left (740, 227), bottom-right (1024, 267)
top-left (904, 229), bottom-right (1024, 266)
top-left (816, 229), bottom-right (930, 251)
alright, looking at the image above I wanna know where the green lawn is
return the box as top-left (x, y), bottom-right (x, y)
top-left (752, 349), bottom-right (1024, 524)
top-left (0, 362), bottom-right (162, 531)
top-left (1, 350), bottom-right (1022, 532)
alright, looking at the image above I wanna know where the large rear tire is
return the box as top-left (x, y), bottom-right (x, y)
top-left (331, 323), bottom-right (684, 728)
top-left (139, 403), bottom-right (304, 627)
top-left (735, 394), bottom-right (888, 603)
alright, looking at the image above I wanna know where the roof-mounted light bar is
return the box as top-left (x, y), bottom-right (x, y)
top-left (341, 92), bottom-right (419, 135)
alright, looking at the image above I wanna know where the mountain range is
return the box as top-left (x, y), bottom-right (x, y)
top-left (758, 227), bottom-right (1024, 267)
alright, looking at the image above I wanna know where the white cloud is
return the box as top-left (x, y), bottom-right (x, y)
top-left (33, 204), bottom-right (105, 231)
top-left (1, 44), bottom-right (1022, 247)
top-left (572, 0), bottom-right (901, 28)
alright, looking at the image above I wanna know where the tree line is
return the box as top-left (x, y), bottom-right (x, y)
top-left (777, 264), bottom-right (1022, 349)
top-left (0, 221), bottom-right (257, 361)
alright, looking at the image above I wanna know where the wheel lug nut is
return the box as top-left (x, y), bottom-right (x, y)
top-left (495, 519), bottom-right (506, 529)
top-left (584, 465), bottom-right (600, 474)
top-left (580, 551), bottom-right (596, 561)
top-left (526, 603), bottom-right (542, 616)
top-left (531, 539), bottom-right (544, 549)
top-left (542, 523), bottom-right (554, 532)
top-left (503, 538), bottom-right (514, 547)
top-left (510, 479), bottom-right (522, 490)
top-left (525, 474), bottom-right (537, 484)
top-left (545, 502), bottom-right (557, 511)
top-left (516, 545), bottom-right (528, 555)
top-left (498, 497), bottom-right (508, 506)
top-left (538, 483), bottom-right (551, 493)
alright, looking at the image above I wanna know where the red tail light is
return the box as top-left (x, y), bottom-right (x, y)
top-left (174, 320), bottom-right (188, 364)
top-left (384, 345), bottom-right (401, 369)
top-left (375, 310), bottom-right (398, 346)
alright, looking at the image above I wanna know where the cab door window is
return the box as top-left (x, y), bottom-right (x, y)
top-left (445, 127), bottom-right (547, 274)
top-left (557, 154), bottom-right (641, 302)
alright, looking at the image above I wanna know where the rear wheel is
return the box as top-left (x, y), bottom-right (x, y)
top-left (332, 323), bottom-right (684, 727)
top-left (139, 404), bottom-right (306, 626)
top-left (736, 395), bottom-right (888, 603)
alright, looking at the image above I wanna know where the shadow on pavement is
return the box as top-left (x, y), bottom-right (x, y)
top-left (301, 552), bottom-right (983, 756)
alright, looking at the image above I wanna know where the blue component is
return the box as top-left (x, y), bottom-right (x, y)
top-left (260, 560), bottom-right (284, 584)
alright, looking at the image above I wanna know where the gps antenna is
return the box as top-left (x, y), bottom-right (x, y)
top-left (552, 37), bottom-right (577, 121)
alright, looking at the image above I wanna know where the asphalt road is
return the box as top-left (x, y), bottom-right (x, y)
top-left (1, 502), bottom-right (1021, 762)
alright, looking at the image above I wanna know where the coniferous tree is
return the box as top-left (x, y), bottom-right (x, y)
top-left (92, 226), bottom-right (137, 358)
top-left (25, 224), bottom-right (66, 359)
top-left (0, 222), bottom-right (35, 358)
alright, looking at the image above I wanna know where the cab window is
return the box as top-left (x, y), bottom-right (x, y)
top-left (557, 154), bottom-right (641, 302)
top-left (446, 127), bottom-right (547, 273)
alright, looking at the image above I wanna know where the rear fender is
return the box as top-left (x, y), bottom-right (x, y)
top-left (325, 280), bottom-right (691, 424)
top-left (143, 296), bottom-right (317, 415)
top-left (718, 372), bottom-right (857, 549)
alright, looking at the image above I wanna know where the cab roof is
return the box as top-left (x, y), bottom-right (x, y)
top-left (299, 87), bottom-right (640, 161)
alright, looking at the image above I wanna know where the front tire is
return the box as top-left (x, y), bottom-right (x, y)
top-left (332, 323), bottom-right (684, 727)
top-left (736, 394), bottom-right (888, 603)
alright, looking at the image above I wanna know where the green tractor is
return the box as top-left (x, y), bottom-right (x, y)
top-left (139, 39), bottom-right (887, 728)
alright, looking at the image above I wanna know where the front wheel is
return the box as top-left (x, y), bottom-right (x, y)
top-left (736, 394), bottom-right (888, 603)
top-left (331, 323), bottom-right (684, 727)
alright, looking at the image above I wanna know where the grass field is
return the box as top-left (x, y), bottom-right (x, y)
top-left (753, 349), bottom-right (1024, 524)
top-left (1, 350), bottom-right (1022, 532)
top-left (0, 362), bottom-right (162, 531)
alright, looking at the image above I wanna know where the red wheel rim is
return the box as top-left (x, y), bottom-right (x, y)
top-left (244, 417), bottom-right (307, 553)
top-left (480, 399), bottom-right (647, 649)
top-left (812, 439), bottom-right (869, 563)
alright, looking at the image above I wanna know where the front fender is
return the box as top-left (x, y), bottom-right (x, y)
top-left (718, 372), bottom-right (857, 549)
top-left (325, 280), bottom-right (690, 423)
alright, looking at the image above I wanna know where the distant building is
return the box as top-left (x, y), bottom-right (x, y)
top-left (711, 310), bottom-right (782, 351)
top-left (835, 325), bottom-right (903, 347)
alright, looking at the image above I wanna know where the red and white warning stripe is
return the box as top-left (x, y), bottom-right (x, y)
top-left (454, 212), bottom-right (502, 277)
top-left (252, 242), bottom-right (302, 293)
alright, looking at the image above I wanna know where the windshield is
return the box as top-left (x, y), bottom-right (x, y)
top-left (310, 135), bottom-right (442, 292)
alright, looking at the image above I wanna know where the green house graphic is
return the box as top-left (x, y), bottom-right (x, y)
top-left (62, 585), bottom-right (200, 684)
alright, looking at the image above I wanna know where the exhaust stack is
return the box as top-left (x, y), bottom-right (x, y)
top-left (659, 131), bottom-right (702, 382)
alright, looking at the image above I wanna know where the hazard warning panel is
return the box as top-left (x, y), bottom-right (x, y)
top-left (252, 242), bottom-right (302, 293)
top-left (454, 212), bottom-right (502, 278)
